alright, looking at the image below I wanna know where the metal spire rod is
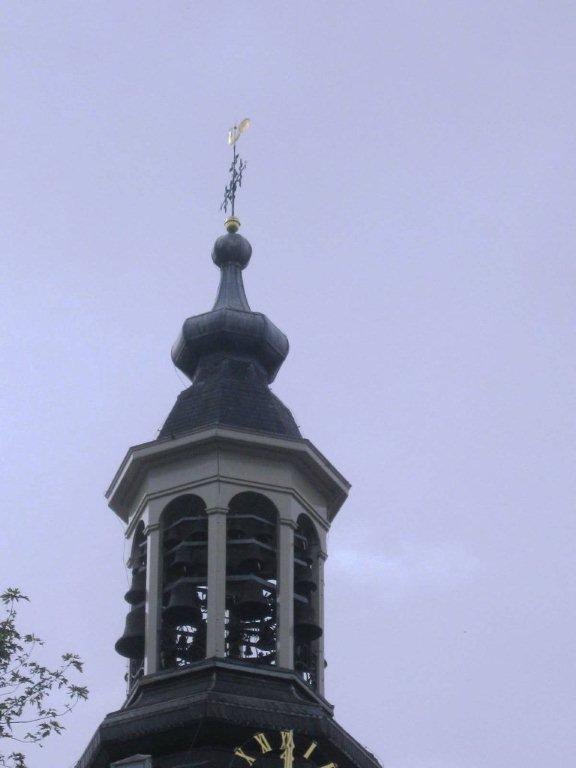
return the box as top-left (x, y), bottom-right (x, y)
top-left (221, 118), bottom-right (250, 230)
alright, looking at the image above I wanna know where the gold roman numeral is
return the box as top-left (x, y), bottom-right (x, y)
top-left (254, 733), bottom-right (273, 754)
top-left (234, 748), bottom-right (256, 766)
top-left (303, 742), bottom-right (318, 760)
top-left (280, 730), bottom-right (295, 768)
top-left (319, 763), bottom-right (338, 768)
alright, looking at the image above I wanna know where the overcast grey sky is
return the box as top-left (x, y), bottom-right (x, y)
top-left (2, 2), bottom-right (575, 767)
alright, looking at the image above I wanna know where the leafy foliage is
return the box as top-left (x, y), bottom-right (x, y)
top-left (0, 588), bottom-right (88, 768)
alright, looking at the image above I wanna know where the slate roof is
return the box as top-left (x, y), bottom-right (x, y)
top-left (159, 355), bottom-right (301, 440)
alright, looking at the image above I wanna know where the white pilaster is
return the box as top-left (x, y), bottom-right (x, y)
top-left (206, 506), bottom-right (228, 658)
top-left (144, 521), bottom-right (162, 675)
top-left (277, 518), bottom-right (296, 669)
top-left (316, 551), bottom-right (327, 695)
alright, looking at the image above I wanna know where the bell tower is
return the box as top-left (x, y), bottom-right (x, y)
top-left (75, 220), bottom-right (382, 768)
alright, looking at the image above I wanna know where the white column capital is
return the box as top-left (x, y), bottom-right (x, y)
top-left (144, 522), bottom-right (161, 535)
top-left (279, 518), bottom-right (299, 530)
top-left (205, 506), bottom-right (228, 517)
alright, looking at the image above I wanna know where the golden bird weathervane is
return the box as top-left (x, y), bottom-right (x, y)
top-left (221, 118), bottom-right (251, 232)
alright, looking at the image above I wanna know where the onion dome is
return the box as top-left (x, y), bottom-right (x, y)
top-left (159, 229), bottom-right (300, 440)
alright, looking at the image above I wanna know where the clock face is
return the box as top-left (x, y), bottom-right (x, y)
top-left (231, 730), bottom-right (337, 768)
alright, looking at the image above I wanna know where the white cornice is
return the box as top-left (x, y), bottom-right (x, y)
top-left (106, 426), bottom-right (350, 523)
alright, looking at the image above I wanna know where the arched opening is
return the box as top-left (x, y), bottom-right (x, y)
top-left (225, 492), bottom-right (278, 666)
top-left (294, 514), bottom-right (322, 689)
top-left (115, 521), bottom-right (147, 690)
top-left (160, 494), bottom-right (207, 669)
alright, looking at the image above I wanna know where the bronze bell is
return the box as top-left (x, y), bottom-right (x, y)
top-left (191, 619), bottom-right (207, 653)
top-left (236, 580), bottom-right (270, 620)
top-left (244, 517), bottom-right (272, 537)
top-left (227, 521), bottom-right (249, 539)
top-left (171, 516), bottom-right (206, 538)
top-left (167, 620), bottom-right (207, 665)
top-left (231, 516), bottom-right (274, 540)
top-left (163, 531), bottom-right (180, 553)
top-left (294, 578), bottom-right (317, 597)
top-left (167, 515), bottom-right (191, 537)
top-left (227, 616), bottom-right (246, 658)
top-left (171, 543), bottom-right (198, 570)
top-left (256, 650), bottom-right (276, 665)
top-left (237, 556), bottom-right (265, 575)
top-left (228, 546), bottom-right (264, 577)
top-left (189, 528), bottom-right (208, 543)
top-left (294, 603), bottom-right (322, 641)
top-left (256, 620), bottom-right (276, 651)
top-left (236, 541), bottom-right (275, 573)
top-left (258, 547), bottom-right (277, 577)
top-left (187, 559), bottom-right (207, 577)
top-left (124, 568), bottom-right (146, 605)
top-left (295, 555), bottom-right (314, 577)
top-left (164, 578), bottom-right (203, 627)
top-left (115, 603), bottom-right (145, 659)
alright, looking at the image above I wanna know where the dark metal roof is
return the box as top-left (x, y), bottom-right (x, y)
top-left (74, 661), bottom-right (383, 768)
top-left (159, 356), bottom-right (301, 440)
top-left (162, 230), bottom-right (299, 441)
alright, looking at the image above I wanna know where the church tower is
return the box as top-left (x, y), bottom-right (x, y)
top-left (75, 145), bottom-right (382, 768)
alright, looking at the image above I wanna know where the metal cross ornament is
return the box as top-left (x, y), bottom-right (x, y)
top-left (221, 118), bottom-right (250, 218)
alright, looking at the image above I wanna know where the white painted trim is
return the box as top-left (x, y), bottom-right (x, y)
top-left (277, 518), bottom-right (295, 668)
top-left (106, 427), bottom-right (349, 522)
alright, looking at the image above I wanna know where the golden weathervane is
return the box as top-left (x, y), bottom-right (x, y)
top-left (221, 118), bottom-right (251, 232)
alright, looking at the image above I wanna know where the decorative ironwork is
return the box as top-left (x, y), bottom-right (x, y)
top-left (221, 119), bottom-right (250, 218)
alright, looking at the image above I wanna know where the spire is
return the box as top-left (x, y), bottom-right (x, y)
top-left (171, 228), bottom-right (289, 383)
top-left (163, 119), bottom-right (299, 440)
top-left (163, 227), bottom-right (299, 440)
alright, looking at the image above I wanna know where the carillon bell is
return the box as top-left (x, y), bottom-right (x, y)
top-left (256, 650), bottom-right (276, 665)
top-left (124, 568), bottom-right (146, 605)
top-left (170, 516), bottom-right (207, 540)
top-left (171, 543), bottom-right (198, 570)
top-left (236, 580), bottom-right (270, 620)
top-left (306, 542), bottom-right (321, 558)
top-left (188, 621), bottom-right (207, 660)
top-left (115, 603), bottom-right (145, 659)
top-left (189, 527), bottom-right (208, 543)
top-left (227, 616), bottom-right (246, 658)
top-left (295, 556), bottom-right (314, 578)
top-left (295, 659), bottom-right (310, 673)
top-left (164, 578), bottom-right (203, 627)
top-left (163, 528), bottom-right (180, 549)
top-left (294, 603), bottom-right (322, 641)
top-left (294, 578), bottom-right (317, 597)
top-left (227, 525), bottom-right (246, 540)
top-left (236, 556), bottom-right (265, 575)
top-left (187, 558), bottom-right (207, 577)
top-left (228, 548), bottom-right (267, 577)
top-left (229, 516), bottom-right (274, 542)
top-left (256, 620), bottom-right (276, 650)
top-left (133, 540), bottom-right (147, 569)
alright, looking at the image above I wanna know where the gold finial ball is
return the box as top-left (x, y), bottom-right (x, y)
top-left (225, 216), bottom-right (241, 233)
